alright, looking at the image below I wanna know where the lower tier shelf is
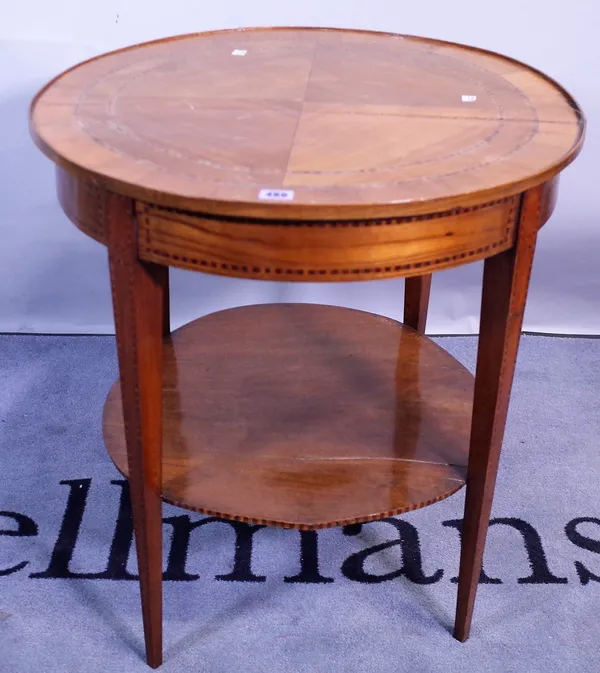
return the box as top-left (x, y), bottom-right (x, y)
top-left (103, 303), bottom-right (473, 530)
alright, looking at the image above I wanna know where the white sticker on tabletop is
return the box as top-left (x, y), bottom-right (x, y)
top-left (461, 95), bottom-right (477, 102)
top-left (258, 189), bottom-right (295, 201)
top-left (232, 49), bottom-right (248, 56)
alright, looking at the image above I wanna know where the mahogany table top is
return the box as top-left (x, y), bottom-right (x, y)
top-left (30, 27), bottom-right (584, 220)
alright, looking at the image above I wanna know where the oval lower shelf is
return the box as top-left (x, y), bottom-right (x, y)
top-left (103, 303), bottom-right (473, 530)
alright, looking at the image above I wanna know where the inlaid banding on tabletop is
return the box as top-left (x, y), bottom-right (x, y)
top-left (31, 28), bottom-right (583, 220)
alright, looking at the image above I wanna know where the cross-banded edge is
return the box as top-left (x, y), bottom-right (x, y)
top-left (105, 454), bottom-right (466, 530)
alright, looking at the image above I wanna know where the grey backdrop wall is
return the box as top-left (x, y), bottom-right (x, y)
top-left (1, 1), bottom-right (597, 334)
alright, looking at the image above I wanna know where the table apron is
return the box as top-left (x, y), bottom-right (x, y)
top-left (55, 168), bottom-right (560, 280)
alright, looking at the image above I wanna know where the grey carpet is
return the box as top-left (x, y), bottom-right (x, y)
top-left (1, 333), bottom-right (600, 672)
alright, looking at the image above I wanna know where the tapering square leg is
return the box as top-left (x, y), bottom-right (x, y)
top-left (404, 275), bottom-right (432, 333)
top-left (106, 193), bottom-right (165, 668)
top-left (454, 186), bottom-right (542, 641)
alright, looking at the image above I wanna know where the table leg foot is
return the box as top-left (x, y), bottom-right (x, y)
top-left (454, 186), bottom-right (542, 641)
top-left (453, 625), bottom-right (470, 643)
top-left (106, 192), bottom-right (165, 667)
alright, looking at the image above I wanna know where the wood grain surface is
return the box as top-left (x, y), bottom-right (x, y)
top-left (454, 183), bottom-right (543, 641)
top-left (404, 275), bottom-right (433, 333)
top-left (135, 194), bottom-right (520, 280)
top-left (31, 27), bottom-right (584, 220)
top-left (30, 27), bottom-right (587, 661)
top-left (106, 193), bottom-right (165, 668)
top-left (103, 303), bottom-right (473, 530)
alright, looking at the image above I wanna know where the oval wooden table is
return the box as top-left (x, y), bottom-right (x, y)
top-left (29, 27), bottom-right (585, 668)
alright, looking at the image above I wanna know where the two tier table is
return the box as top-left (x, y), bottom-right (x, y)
top-left (29, 27), bottom-right (584, 668)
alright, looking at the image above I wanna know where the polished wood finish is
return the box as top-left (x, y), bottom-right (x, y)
top-left (539, 175), bottom-right (560, 229)
top-left (56, 168), bottom-right (106, 244)
top-left (55, 167), bottom-right (561, 271)
top-left (32, 28), bottom-right (583, 221)
top-left (103, 303), bottom-right (473, 529)
top-left (106, 193), bottom-right (165, 668)
top-left (136, 196), bottom-right (519, 280)
top-left (404, 275), bottom-right (432, 332)
top-left (29, 26), bottom-right (586, 668)
top-left (156, 265), bottom-right (170, 337)
top-left (454, 185), bottom-right (541, 641)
